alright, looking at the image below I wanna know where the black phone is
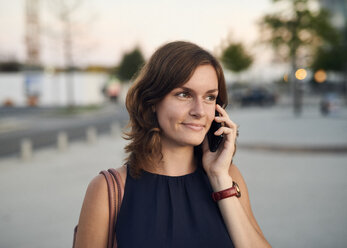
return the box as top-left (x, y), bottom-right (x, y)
top-left (207, 111), bottom-right (223, 152)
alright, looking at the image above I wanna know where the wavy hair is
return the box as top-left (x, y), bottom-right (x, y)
top-left (124, 41), bottom-right (229, 179)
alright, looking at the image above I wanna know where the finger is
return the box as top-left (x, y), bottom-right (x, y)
top-left (214, 126), bottom-right (233, 136)
top-left (215, 124), bottom-right (239, 139)
top-left (216, 104), bottom-right (230, 119)
top-left (215, 104), bottom-right (239, 137)
top-left (214, 116), bottom-right (238, 130)
top-left (215, 105), bottom-right (239, 128)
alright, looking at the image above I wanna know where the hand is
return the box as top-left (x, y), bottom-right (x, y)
top-left (202, 104), bottom-right (238, 179)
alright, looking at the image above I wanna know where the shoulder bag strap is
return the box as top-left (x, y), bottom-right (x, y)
top-left (99, 170), bottom-right (117, 248)
top-left (108, 168), bottom-right (125, 248)
top-left (108, 168), bottom-right (124, 215)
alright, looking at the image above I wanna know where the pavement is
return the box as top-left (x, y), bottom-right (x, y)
top-left (0, 102), bottom-right (347, 248)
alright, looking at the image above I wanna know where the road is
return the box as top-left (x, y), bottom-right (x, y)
top-left (0, 104), bottom-right (129, 158)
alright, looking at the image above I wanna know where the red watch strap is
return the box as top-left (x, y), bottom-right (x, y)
top-left (212, 182), bottom-right (241, 202)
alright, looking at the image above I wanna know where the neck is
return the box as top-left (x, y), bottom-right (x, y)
top-left (150, 142), bottom-right (197, 176)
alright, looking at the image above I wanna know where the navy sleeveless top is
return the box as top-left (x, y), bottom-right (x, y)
top-left (115, 164), bottom-right (234, 248)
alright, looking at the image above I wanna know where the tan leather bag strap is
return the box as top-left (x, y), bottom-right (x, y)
top-left (108, 169), bottom-right (124, 248)
top-left (99, 170), bottom-right (116, 248)
top-left (101, 169), bottom-right (124, 248)
top-left (108, 169), bottom-right (124, 218)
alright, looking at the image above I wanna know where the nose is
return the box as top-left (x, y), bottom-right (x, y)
top-left (189, 98), bottom-right (206, 118)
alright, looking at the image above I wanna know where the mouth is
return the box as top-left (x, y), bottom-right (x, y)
top-left (182, 123), bottom-right (205, 131)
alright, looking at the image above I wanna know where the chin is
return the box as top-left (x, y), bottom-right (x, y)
top-left (181, 136), bottom-right (205, 147)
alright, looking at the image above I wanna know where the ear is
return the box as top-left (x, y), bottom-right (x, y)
top-left (151, 105), bottom-right (156, 113)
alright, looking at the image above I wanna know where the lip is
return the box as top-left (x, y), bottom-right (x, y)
top-left (182, 123), bottom-right (205, 131)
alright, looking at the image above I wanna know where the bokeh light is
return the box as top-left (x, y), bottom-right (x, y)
top-left (314, 69), bottom-right (327, 83)
top-left (295, 68), bottom-right (307, 80)
top-left (283, 73), bottom-right (289, 82)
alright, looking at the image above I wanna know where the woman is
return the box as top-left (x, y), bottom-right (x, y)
top-left (75, 41), bottom-right (271, 247)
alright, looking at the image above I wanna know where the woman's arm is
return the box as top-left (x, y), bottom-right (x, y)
top-left (202, 104), bottom-right (271, 247)
top-left (208, 164), bottom-right (271, 247)
top-left (74, 175), bottom-right (109, 248)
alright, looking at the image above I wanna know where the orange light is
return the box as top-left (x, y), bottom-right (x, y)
top-left (295, 69), bottom-right (307, 80)
top-left (283, 73), bottom-right (289, 82)
top-left (314, 70), bottom-right (327, 83)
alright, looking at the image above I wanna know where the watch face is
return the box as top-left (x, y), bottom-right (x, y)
top-left (233, 181), bottom-right (241, 198)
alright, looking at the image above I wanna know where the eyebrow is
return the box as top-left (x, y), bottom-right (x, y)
top-left (178, 86), bottom-right (218, 94)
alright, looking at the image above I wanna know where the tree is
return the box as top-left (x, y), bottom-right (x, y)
top-left (259, 0), bottom-right (339, 115)
top-left (311, 22), bottom-right (347, 76)
top-left (312, 43), bottom-right (346, 72)
top-left (311, 24), bottom-right (347, 101)
top-left (0, 61), bottom-right (23, 72)
top-left (117, 47), bottom-right (145, 82)
top-left (220, 43), bottom-right (253, 74)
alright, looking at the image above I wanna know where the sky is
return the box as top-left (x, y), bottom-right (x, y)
top-left (0, 0), bottom-right (288, 82)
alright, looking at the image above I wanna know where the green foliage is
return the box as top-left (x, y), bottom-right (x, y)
top-left (312, 44), bottom-right (346, 72)
top-left (259, 0), bottom-right (340, 67)
top-left (220, 43), bottom-right (253, 73)
top-left (117, 47), bottom-right (145, 82)
top-left (311, 24), bottom-right (347, 72)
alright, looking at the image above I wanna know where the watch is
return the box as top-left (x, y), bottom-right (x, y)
top-left (212, 181), bottom-right (241, 202)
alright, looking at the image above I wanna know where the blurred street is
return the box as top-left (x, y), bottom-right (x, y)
top-left (0, 103), bottom-right (346, 248)
top-left (0, 103), bottom-right (129, 157)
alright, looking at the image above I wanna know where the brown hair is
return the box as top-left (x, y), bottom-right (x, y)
top-left (124, 41), bottom-right (228, 179)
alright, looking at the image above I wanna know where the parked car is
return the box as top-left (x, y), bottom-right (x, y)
top-left (240, 87), bottom-right (277, 107)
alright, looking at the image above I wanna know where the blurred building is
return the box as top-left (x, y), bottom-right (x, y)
top-left (319, 0), bottom-right (347, 30)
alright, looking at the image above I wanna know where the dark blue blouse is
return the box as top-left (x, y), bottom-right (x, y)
top-left (115, 164), bottom-right (234, 248)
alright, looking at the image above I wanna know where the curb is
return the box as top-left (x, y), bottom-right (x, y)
top-left (238, 143), bottom-right (347, 154)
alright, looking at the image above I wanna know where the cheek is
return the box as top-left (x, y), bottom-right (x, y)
top-left (157, 105), bottom-right (183, 128)
top-left (208, 106), bottom-right (216, 121)
top-left (205, 107), bottom-right (216, 131)
top-left (168, 109), bottom-right (184, 124)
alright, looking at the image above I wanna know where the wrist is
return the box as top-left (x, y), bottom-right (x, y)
top-left (212, 181), bottom-right (241, 202)
top-left (208, 174), bottom-right (233, 192)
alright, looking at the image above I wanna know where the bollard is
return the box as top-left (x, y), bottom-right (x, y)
top-left (20, 138), bottom-right (32, 161)
top-left (57, 131), bottom-right (68, 151)
top-left (86, 127), bottom-right (97, 144)
top-left (111, 122), bottom-right (121, 138)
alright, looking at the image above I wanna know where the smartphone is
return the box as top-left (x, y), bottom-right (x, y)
top-left (207, 111), bottom-right (223, 152)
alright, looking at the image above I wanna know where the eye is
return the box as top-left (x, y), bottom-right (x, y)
top-left (176, 91), bottom-right (191, 98)
top-left (206, 94), bottom-right (217, 102)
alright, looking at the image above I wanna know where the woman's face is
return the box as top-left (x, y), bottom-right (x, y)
top-left (155, 64), bottom-right (218, 148)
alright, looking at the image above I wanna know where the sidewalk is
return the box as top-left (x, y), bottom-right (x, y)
top-left (0, 135), bottom-right (128, 248)
top-left (0, 105), bottom-right (347, 248)
top-left (230, 104), bottom-right (347, 152)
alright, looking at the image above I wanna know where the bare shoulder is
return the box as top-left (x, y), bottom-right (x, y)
top-left (74, 174), bottom-right (110, 247)
top-left (88, 174), bottom-right (109, 197)
top-left (115, 164), bottom-right (127, 188)
top-left (82, 173), bottom-right (110, 208)
top-left (74, 166), bottom-right (127, 247)
top-left (81, 164), bottom-right (127, 213)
